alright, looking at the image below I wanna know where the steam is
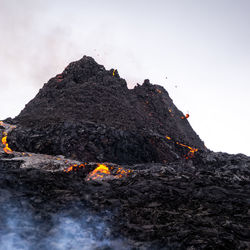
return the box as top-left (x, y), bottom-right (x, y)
top-left (0, 201), bottom-right (130, 250)
top-left (0, 0), bottom-right (81, 87)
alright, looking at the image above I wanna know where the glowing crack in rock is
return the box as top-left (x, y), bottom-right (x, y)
top-left (64, 164), bottom-right (86, 173)
top-left (176, 142), bottom-right (198, 159)
top-left (165, 135), bottom-right (198, 159)
top-left (112, 69), bottom-right (116, 76)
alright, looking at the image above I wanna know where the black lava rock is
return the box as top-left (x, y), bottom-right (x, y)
top-left (9, 56), bottom-right (204, 164)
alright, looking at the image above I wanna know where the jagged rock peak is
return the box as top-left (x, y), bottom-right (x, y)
top-left (11, 55), bottom-right (205, 164)
top-left (49, 56), bottom-right (122, 87)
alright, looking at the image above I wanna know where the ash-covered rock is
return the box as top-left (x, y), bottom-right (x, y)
top-left (9, 56), bottom-right (204, 164)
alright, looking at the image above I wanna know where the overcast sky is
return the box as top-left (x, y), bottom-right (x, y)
top-left (0, 0), bottom-right (249, 156)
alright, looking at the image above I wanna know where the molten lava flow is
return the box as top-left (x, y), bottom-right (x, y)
top-left (64, 164), bottom-right (85, 173)
top-left (165, 135), bottom-right (198, 159)
top-left (176, 142), bottom-right (198, 159)
top-left (87, 164), bottom-right (110, 181)
top-left (64, 162), bottom-right (133, 181)
top-left (2, 132), bottom-right (13, 154)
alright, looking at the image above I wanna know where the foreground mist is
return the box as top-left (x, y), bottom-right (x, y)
top-left (0, 201), bottom-right (130, 250)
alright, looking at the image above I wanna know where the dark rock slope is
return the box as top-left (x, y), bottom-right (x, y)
top-left (9, 56), bottom-right (205, 164)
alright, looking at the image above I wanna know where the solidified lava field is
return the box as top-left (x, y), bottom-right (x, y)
top-left (0, 56), bottom-right (249, 249)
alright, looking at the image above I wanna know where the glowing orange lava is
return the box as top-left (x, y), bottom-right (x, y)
top-left (165, 135), bottom-right (198, 159)
top-left (64, 163), bottom-right (85, 173)
top-left (87, 164), bottom-right (110, 181)
top-left (64, 163), bottom-right (133, 181)
top-left (115, 167), bottom-right (133, 178)
top-left (2, 132), bottom-right (13, 154)
top-left (176, 141), bottom-right (198, 159)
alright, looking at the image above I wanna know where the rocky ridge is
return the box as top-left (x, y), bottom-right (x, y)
top-left (8, 56), bottom-right (204, 164)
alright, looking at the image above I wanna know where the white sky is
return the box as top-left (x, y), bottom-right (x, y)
top-left (0, 0), bottom-right (249, 156)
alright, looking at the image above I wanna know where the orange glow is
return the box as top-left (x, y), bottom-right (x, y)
top-left (181, 114), bottom-right (189, 119)
top-left (87, 164), bottom-right (110, 180)
top-left (165, 135), bottom-right (198, 159)
top-left (64, 163), bottom-right (133, 180)
top-left (115, 167), bottom-right (133, 178)
top-left (176, 141), bottom-right (198, 159)
top-left (156, 89), bottom-right (162, 94)
top-left (64, 163), bottom-right (85, 173)
top-left (0, 121), bottom-right (3, 126)
top-left (2, 132), bottom-right (13, 154)
top-left (168, 108), bottom-right (174, 117)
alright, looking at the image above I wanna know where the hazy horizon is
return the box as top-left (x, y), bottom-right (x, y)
top-left (0, 0), bottom-right (249, 156)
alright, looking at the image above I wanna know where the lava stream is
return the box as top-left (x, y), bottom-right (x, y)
top-left (165, 136), bottom-right (198, 159)
top-left (1, 121), bottom-right (14, 154)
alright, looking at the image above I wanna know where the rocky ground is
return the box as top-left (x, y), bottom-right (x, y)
top-left (0, 131), bottom-right (250, 249)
